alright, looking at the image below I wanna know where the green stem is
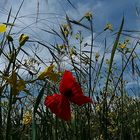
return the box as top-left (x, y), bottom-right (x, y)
top-left (120, 52), bottom-right (124, 139)
top-left (5, 87), bottom-right (13, 140)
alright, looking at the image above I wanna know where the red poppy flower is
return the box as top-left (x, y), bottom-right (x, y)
top-left (44, 70), bottom-right (92, 121)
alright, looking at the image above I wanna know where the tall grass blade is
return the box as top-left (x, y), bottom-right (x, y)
top-left (105, 17), bottom-right (124, 90)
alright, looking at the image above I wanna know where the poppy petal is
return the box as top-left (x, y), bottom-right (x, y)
top-left (69, 82), bottom-right (93, 105)
top-left (44, 94), bottom-right (71, 121)
top-left (59, 70), bottom-right (76, 95)
top-left (71, 81), bottom-right (83, 95)
top-left (59, 70), bottom-right (83, 96)
top-left (69, 94), bottom-right (93, 106)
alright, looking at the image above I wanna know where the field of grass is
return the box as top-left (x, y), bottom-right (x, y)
top-left (0, 1), bottom-right (140, 140)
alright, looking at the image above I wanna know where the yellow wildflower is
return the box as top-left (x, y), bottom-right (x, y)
top-left (118, 39), bottom-right (129, 49)
top-left (38, 64), bottom-right (55, 80)
top-left (4, 71), bottom-right (26, 95)
top-left (84, 12), bottom-right (93, 21)
top-left (104, 23), bottom-right (113, 31)
top-left (57, 44), bottom-right (67, 50)
top-left (70, 47), bottom-right (77, 56)
top-left (96, 105), bottom-right (100, 112)
top-left (106, 59), bottom-right (110, 65)
top-left (16, 79), bottom-right (26, 91)
top-left (118, 43), bottom-right (126, 49)
top-left (56, 44), bottom-right (67, 54)
top-left (61, 24), bottom-right (70, 37)
top-left (95, 52), bottom-right (100, 61)
top-left (23, 111), bottom-right (32, 125)
top-left (124, 38), bottom-right (129, 45)
top-left (38, 64), bottom-right (61, 83)
top-left (0, 24), bottom-right (6, 33)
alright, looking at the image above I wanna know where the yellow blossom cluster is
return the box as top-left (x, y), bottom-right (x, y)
top-left (84, 12), bottom-right (93, 21)
top-left (22, 111), bottom-right (32, 125)
top-left (118, 39), bottom-right (129, 49)
top-left (38, 64), bottom-right (62, 83)
top-left (104, 23), bottom-right (113, 31)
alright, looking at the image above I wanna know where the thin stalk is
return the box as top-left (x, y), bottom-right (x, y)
top-left (5, 87), bottom-right (13, 140)
top-left (5, 26), bottom-right (17, 140)
top-left (87, 19), bottom-right (94, 140)
top-left (92, 38), bottom-right (107, 95)
top-left (55, 117), bottom-right (58, 140)
top-left (5, 59), bottom-right (17, 140)
top-left (120, 52), bottom-right (124, 139)
top-left (88, 19), bottom-right (93, 98)
top-left (79, 31), bottom-right (82, 83)
top-left (0, 81), bottom-right (5, 139)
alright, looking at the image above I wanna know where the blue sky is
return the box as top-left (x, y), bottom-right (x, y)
top-left (0, 0), bottom-right (140, 33)
top-left (0, 0), bottom-right (140, 96)
top-left (0, 0), bottom-right (140, 28)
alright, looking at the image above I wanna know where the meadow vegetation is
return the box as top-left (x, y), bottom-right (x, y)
top-left (0, 1), bottom-right (140, 140)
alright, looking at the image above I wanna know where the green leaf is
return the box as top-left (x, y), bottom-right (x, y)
top-left (32, 82), bottom-right (47, 140)
top-left (105, 17), bottom-right (124, 90)
top-left (33, 82), bottom-right (47, 113)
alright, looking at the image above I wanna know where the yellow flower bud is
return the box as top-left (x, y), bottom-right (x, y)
top-left (19, 34), bottom-right (29, 46)
top-left (95, 52), bottom-right (100, 61)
